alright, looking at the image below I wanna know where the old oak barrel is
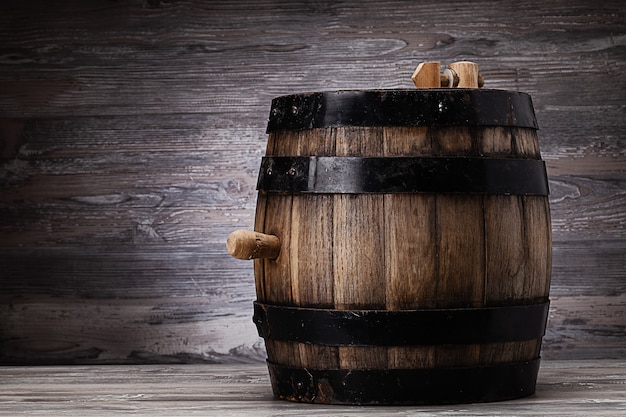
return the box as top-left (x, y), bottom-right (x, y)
top-left (228, 87), bottom-right (551, 405)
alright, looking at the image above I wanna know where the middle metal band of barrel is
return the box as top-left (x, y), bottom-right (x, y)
top-left (257, 156), bottom-right (549, 195)
top-left (253, 301), bottom-right (550, 346)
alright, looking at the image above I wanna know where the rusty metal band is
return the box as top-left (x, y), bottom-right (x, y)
top-left (266, 89), bottom-right (538, 132)
top-left (253, 301), bottom-right (549, 346)
top-left (267, 359), bottom-right (541, 405)
top-left (257, 156), bottom-right (549, 195)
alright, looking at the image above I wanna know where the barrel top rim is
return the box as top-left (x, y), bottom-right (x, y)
top-left (270, 88), bottom-right (532, 100)
top-left (267, 88), bottom-right (538, 132)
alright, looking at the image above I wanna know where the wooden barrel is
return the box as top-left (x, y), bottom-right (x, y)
top-left (252, 89), bottom-right (552, 405)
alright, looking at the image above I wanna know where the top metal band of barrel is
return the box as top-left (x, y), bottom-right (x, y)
top-left (266, 89), bottom-right (538, 132)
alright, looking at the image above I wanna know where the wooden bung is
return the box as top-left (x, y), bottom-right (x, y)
top-left (411, 62), bottom-right (440, 88)
top-left (412, 60), bottom-right (484, 89)
top-left (226, 230), bottom-right (281, 260)
top-left (448, 61), bottom-right (479, 88)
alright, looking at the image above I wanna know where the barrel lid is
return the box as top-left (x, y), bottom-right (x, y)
top-left (266, 89), bottom-right (537, 132)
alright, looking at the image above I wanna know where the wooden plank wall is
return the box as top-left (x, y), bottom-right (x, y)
top-left (0, 0), bottom-right (624, 364)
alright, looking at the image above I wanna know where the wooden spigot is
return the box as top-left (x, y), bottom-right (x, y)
top-left (226, 230), bottom-right (281, 260)
top-left (412, 61), bottom-right (484, 89)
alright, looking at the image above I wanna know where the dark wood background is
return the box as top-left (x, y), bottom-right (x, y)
top-left (1, 0), bottom-right (624, 365)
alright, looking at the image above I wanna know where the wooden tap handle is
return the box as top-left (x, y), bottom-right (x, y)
top-left (448, 61), bottom-right (480, 88)
top-left (412, 61), bottom-right (484, 89)
top-left (226, 230), bottom-right (281, 260)
top-left (411, 61), bottom-right (441, 88)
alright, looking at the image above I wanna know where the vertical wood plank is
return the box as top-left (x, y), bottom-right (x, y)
top-left (513, 128), bottom-right (541, 159)
top-left (522, 195), bottom-right (552, 366)
top-left (481, 127), bottom-right (529, 363)
top-left (482, 195), bottom-right (529, 363)
top-left (290, 128), bottom-right (339, 369)
top-left (259, 131), bottom-right (298, 367)
top-left (482, 126), bottom-right (526, 305)
top-left (434, 195), bottom-right (485, 308)
top-left (333, 127), bottom-right (387, 369)
top-left (291, 128), bottom-right (335, 308)
top-left (253, 132), bottom-right (280, 303)
top-left (333, 127), bottom-right (386, 310)
top-left (480, 127), bottom-right (551, 364)
top-left (430, 126), bottom-right (485, 309)
top-left (431, 126), bottom-right (476, 156)
top-left (383, 126), bottom-right (437, 369)
top-left (261, 131), bottom-right (297, 306)
top-left (478, 127), bottom-right (513, 157)
top-left (253, 200), bottom-right (268, 302)
top-left (522, 196), bottom-right (552, 301)
top-left (431, 125), bottom-right (484, 368)
top-left (383, 127), bottom-right (436, 309)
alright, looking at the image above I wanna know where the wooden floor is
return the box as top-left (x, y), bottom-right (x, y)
top-left (1, 361), bottom-right (624, 416)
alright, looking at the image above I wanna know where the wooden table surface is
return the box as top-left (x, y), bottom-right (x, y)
top-left (1, 360), bottom-right (624, 416)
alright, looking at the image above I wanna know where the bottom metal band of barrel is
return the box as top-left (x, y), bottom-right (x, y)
top-left (267, 358), bottom-right (541, 405)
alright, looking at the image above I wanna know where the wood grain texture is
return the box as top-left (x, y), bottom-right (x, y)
top-left (0, 361), bottom-right (624, 416)
top-left (1, 0), bottom-right (625, 364)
